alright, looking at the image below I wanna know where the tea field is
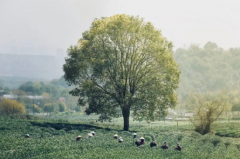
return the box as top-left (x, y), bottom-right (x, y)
top-left (1, 116), bottom-right (240, 159)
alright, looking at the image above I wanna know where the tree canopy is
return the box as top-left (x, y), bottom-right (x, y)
top-left (232, 104), bottom-right (240, 112)
top-left (64, 14), bottom-right (180, 130)
top-left (175, 42), bottom-right (240, 98)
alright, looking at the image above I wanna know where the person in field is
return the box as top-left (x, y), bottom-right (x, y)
top-left (150, 140), bottom-right (157, 147)
top-left (135, 137), bottom-right (145, 146)
top-left (140, 137), bottom-right (145, 145)
top-left (88, 133), bottom-right (93, 138)
top-left (175, 143), bottom-right (182, 151)
top-left (113, 134), bottom-right (118, 139)
top-left (118, 137), bottom-right (123, 143)
top-left (135, 140), bottom-right (141, 146)
top-left (25, 134), bottom-right (30, 139)
top-left (132, 132), bottom-right (137, 139)
top-left (76, 135), bottom-right (82, 141)
top-left (161, 142), bottom-right (168, 149)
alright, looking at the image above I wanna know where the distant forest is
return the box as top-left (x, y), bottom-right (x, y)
top-left (175, 42), bottom-right (240, 98)
top-left (1, 41), bottom-right (240, 100)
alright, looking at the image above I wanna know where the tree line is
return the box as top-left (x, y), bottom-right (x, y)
top-left (0, 77), bottom-right (80, 116)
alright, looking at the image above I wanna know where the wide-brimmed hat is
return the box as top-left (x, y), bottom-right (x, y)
top-left (114, 134), bottom-right (118, 137)
top-left (132, 133), bottom-right (137, 135)
top-left (88, 133), bottom-right (93, 137)
top-left (77, 135), bottom-right (82, 138)
top-left (118, 137), bottom-right (123, 141)
top-left (140, 137), bottom-right (145, 140)
top-left (25, 134), bottom-right (30, 137)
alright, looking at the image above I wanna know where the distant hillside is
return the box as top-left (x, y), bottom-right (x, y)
top-left (174, 42), bottom-right (240, 97)
top-left (0, 76), bottom-right (49, 89)
top-left (0, 52), bottom-right (66, 80)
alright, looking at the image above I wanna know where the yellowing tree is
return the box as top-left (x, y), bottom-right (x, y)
top-left (31, 104), bottom-right (41, 113)
top-left (0, 98), bottom-right (26, 115)
top-left (189, 91), bottom-right (232, 134)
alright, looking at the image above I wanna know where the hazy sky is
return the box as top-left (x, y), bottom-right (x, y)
top-left (0, 0), bottom-right (240, 55)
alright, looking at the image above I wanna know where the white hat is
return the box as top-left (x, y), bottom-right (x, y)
top-left (77, 135), bottom-right (82, 138)
top-left (140, 137), bottom-right (145, 140)
top-left (119, 138), bottom-right (123, 142)
top-left (118, 137), bottom-right (122, 139)
top-left (114, 134), bottom-right (118, 137)
top-left (25, 134), bottom-right (30, 137)
top-left (88, 133), bottom-right (93, 137)
top-left (91, 131), bottom-right (95, 133)
top-left (132, 133), bottom-right (137, 135)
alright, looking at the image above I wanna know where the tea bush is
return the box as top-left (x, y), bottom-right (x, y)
top-left (1, 116), bottom-right (240, 159)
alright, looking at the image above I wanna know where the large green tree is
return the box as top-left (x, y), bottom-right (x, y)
top-left (63, 14), bottom-right (180, 131)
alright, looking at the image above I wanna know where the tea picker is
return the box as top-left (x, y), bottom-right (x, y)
top-left (91, 131), bottom-right (95, 136)
top-left (25, 134), bottom-right (30, 139)
top-left (135, 137), bottom-right (145, 146)
top-left (76, 135), bottom-right (82, 141)
top-left (175, 143), bottom-right (182, 151)
top-left (113, 134), bottom-right (118, 139)
top-left (88, 133), bottom-right (93, 138)
top-left (150, 140), bottom-right (157, 147)
top-left (132, 132), bottom-right (137, 139)
top-left (118, 137), bottom-right (123, 143)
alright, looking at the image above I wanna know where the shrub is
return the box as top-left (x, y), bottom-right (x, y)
top-left (59, 102), bottom-right (67, 112)
top-left (211, 137), bottom-right (221, 147)
top-left (190, 92), bottom-right (231, 134)
top-left (0, 98), bottom-right (25, 115)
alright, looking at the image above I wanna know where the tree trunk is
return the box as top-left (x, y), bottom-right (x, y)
top-left (203, 122), bottom-right (211, 135)
top-left (122, 108), bottom-right (130, 131)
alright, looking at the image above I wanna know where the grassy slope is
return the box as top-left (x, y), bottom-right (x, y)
top-left (1, 117), bottom-right (240, 159)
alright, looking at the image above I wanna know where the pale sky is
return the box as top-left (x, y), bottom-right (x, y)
top-left (0, 0), bottom-right (240, 55)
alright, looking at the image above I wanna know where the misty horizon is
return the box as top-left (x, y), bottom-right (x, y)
top-left (1, 0), bottom-right (240, 56)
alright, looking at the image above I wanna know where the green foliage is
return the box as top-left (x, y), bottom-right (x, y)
top-left (18, 81), bottom-right (61, 97)
top-left (1, 117), bottom-right (240, 159)
top-left (175, 42), bottom-right (240, 98)
top-left (75, 106), bottom-right (82, 112)
top-left (232, 104), bottom-right (240, 112)
top-left (215, 123), bottom-right (240, 138)
top-left (11, 89), bottom-right (27, 96)
top-left (64, 14), bottom-right (180, 130)
top-left (17, 79), bottom-right (79, 111)
top-left (51, 76), bottom-right (69, 88)
top-left (0, 86), bottom-right (10, 94)
top-left (44, 103), bottom-right (57, 115)
top-left (58, 102), bottom-right (67, 112)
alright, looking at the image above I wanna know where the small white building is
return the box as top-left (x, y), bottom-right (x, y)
top-left (3, 95), bottom-right (43, 100)
top-left (3, 94), bottom-right (15, 99)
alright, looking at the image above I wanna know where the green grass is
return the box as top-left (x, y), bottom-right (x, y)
top-left (1, 116), bottom-right (240, 159)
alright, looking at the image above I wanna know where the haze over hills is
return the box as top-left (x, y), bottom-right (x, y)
top-left (0, 49), bottom-right (67, 80)
top-left (175, 42), bottom-right (240, 98)
top-left (1, 41), bottom-right (240, 95)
